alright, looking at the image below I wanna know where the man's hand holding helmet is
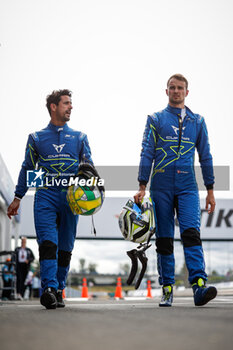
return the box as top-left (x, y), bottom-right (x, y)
top-left (134, 184), bottom-right (146, 204)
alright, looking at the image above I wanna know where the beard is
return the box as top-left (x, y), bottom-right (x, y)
top-left (60, 112), bottom-right (71, 122)
top-left (63, 115), bottom-right (70, 121)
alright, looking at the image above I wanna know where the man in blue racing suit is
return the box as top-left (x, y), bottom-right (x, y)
top-left (7, 89), bottom-right (93, 309)
top-left (134, 74), bottom-right (217, 307)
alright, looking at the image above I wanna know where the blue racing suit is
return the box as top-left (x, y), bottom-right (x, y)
top-left (138, 104), bottom-right (214, 285)
top-left (15, 122), bottom-right (92, 291)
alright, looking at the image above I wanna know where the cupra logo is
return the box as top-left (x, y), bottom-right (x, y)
top-left (53, 144), bottom-right (65, 153)
top-left (171, 125), bottom-right (186, 136)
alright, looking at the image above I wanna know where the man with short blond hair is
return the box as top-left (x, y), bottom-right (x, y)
top-left (167, 73), bottom-right (188, 89)
top-left (135, 74), bottom-right (217, 307)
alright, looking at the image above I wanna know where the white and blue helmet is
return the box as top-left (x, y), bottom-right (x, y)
top-left (118, 197), bottom-right (156, 244)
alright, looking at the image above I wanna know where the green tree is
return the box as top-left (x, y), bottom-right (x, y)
top-left (79, 258), bottom-right (86, 273)
top-left (88, 263), bottom-right (98, 274)
top-left (119, 263), bottom-right (130, 275)
top-left (211, 270), bottom-right (219, 276)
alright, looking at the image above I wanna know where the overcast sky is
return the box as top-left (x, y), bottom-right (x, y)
top-left (1, 0), bottom-right (233, 274)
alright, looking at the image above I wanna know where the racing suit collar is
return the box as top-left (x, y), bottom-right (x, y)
top-left (165, 104), bottom-right (195, 119)
top-left (166, 104), bottom-right (185, 116)
top-left (47, 122), bottom-right (69, 132)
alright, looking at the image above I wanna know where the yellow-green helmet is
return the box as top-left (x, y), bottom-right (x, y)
top-left (67, 163), bottom-right (105, 216)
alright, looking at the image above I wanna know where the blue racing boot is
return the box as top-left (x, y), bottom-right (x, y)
top-left (192, 278), bottom-right (217, 306)
top-left (159, 285), bottom-right (173, 307)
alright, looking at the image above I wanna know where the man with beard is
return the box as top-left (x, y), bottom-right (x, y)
top-left (8, 89), bottom-right (93, 309)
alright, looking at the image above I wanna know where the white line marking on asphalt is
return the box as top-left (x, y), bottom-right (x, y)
top-left (14, 302), bottom-right (233, 309)
top-left (2, 296), bottom-right (233, 309)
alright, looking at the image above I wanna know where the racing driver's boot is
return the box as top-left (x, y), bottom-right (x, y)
top-left (192, 278), bottom-right (217, 306)
top-left (56, 290), bottom-right (65, 308)
top-left (40, 287), bottom-right (57, 309)
top-left (159, 285), bottom-right (173, 307)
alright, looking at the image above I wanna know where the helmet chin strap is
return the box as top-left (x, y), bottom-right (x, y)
top-left (91, 215), bottom-right (97, 236)
top-left (126, 228), bottom-right (155, 289)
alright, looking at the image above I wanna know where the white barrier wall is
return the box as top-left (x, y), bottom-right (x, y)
top-left (0, 154), bottom-right (19, 250)
top-left (19, 196), bottom-right (233, 240)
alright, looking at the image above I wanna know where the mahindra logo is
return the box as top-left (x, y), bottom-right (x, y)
top-left (53, 144), bottom-right (65, 153)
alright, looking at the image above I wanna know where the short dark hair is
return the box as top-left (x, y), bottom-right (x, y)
top-left (46, 89), bottom-right (72, 115)
top-left (167, 74), bottom-right (188, 89)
